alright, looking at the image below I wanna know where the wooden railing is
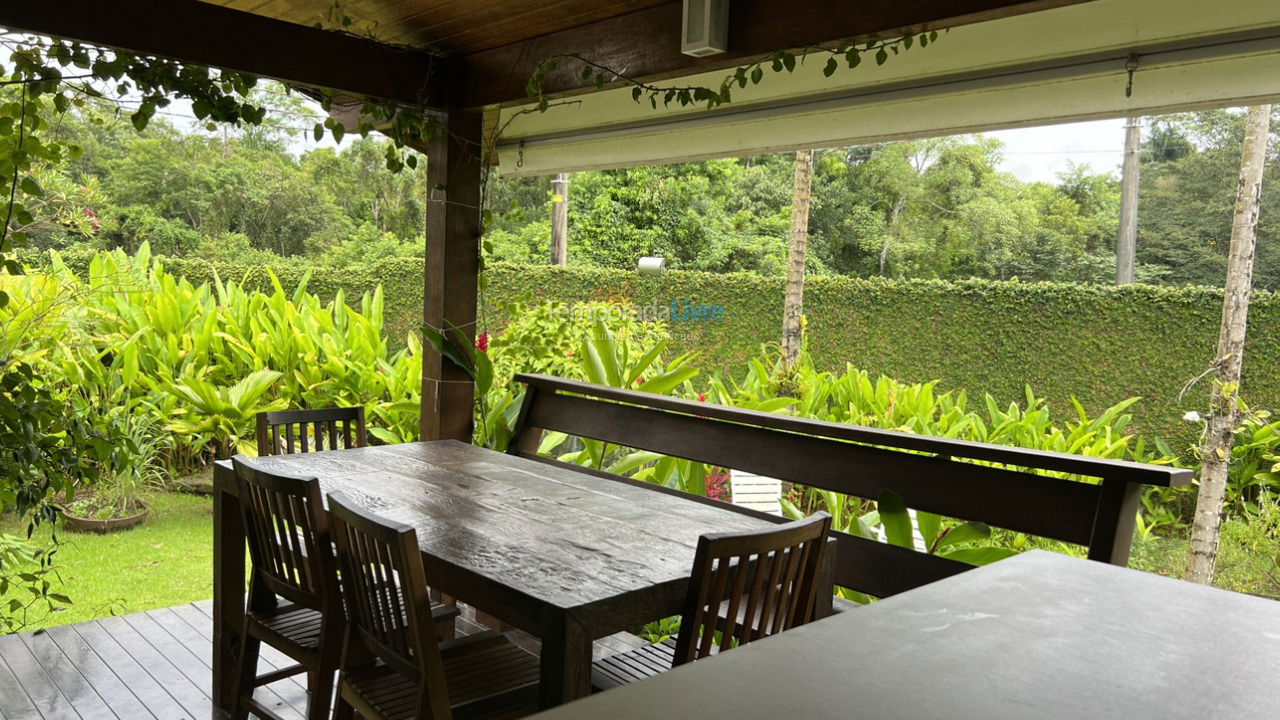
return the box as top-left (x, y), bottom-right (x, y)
top-left (509, 374), bottom-right (1192, 599)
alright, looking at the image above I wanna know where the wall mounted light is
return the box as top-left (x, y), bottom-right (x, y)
top-left (682, 0), bottom-right (729, 57)
top-left (638, 256), bottom-right (666, 275)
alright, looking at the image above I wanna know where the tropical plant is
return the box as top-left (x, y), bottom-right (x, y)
top-left (781, 487), bottom-right (1017, 605)
top-left (165, 370), bottom-right (287, 459)
top-left (535, 317), bottom-right (699, 476)
top-left (63, 414), bottom-right (168, 521)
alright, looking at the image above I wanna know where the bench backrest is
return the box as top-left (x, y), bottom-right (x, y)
top-left (508, 374), bottom-right (1191, 599)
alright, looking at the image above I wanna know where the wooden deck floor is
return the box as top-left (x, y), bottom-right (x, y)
top-left (0, 601), bottom-right (648, 719)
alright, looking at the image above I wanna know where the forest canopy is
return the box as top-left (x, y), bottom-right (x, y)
top-left (18, 89), bottom-right (1280, 289)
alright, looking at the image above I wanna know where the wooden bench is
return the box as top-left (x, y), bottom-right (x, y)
top-left (508, 374), bottom-right (1193, 600)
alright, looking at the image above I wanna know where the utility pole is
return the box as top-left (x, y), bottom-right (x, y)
top-left (782, 150), bottom-right (814, 369)
top-left (1115, 115), bottom-right (1141, 284)
top-left (1186, 105), bottom-right (1273, 585)
top-left (551, 172), bottom-right (569, 265)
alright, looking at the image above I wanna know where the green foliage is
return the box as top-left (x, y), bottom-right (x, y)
top-left (3, 245), bottom-right (427, 469)
top-left (31, 252), bottom-right (1280, 450)
top-left (489, 300), bottom-right (673, 388)
top-left (477, 264), bottom-right (1280, 448)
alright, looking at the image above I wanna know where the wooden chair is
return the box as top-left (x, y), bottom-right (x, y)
top-left (231, 457), bottom-right (458, 719)
top-left (230, 456), bottom-right (345, 720)
top-left (257, 407), bottom-right (368, 456)
top-left (591, 512), bottom-right (832, 691)
top-left (328, 491), bottom-right (540, 720)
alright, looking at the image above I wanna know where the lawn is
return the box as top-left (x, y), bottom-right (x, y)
top-left (0, 491), bottom-right (218, 632)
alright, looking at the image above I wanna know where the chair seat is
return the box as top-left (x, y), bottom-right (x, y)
top-left (590, 638), bottom-right (678, 691)
top-left (251, 600), bottom-right (461, 657)
top-left (250, 603), bottom-right (327, 655)
top-left (344, 632), bottom-right (539, 720)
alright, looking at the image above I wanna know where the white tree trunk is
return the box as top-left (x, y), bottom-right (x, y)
top-left (782, 150), bottom-right (814, 368)
top-left (1186, 105), bottom-right (1272, 585)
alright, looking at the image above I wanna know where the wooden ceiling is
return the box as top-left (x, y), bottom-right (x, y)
top-left (206, 0), bottom-right (674, 55)
top-left (3, 0), bottom-right (1093, 108)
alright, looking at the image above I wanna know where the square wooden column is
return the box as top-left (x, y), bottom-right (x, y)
top-left (422, 109), bottom-right (483, 442)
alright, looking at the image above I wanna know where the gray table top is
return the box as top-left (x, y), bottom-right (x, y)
top-left (240, 440), bottom-right (777, 612)
top-left (530, 549), bottom-right (1280, 719)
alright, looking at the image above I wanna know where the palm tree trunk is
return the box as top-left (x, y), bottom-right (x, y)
top-left (1186, 104), bottom-right (1272, 585)
top-left (782, 149), bottom-right (814, 368)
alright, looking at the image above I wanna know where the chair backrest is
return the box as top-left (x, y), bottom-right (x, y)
top-left (673, 512), bottom-right (832, 665)
top-left (327, 492), bottom-right (452, 719)
top-left (257, 407), bottom-right (368, 456)
top-left (232, 455), bottom-right (337, 611)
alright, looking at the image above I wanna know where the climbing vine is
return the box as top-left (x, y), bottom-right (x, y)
top-left (526, 31), bottom-right (943, 112)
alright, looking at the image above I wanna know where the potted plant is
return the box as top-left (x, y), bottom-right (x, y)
top-left (62, 414), bottom-right (166, 533)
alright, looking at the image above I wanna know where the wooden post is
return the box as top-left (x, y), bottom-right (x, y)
top-left (551, 172), bottom-right (569, 265)
top-left (1115, 115), bottom-right (1140, 285)
top-left (422, 109), bottom-right (483, 442)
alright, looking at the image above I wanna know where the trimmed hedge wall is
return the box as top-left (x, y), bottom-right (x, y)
top-left (36, 250), bottom-right (1280, 445)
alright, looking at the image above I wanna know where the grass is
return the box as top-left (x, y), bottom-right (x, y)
top-left (0, 491), bottom-right (217, 632)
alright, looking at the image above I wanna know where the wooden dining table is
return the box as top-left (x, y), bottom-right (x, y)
top-left (527, 549), bottom-right (1280, 719)
top-left (211, 439), bottom-right (796, 713)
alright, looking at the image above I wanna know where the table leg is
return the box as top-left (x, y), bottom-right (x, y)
top-left (538, 615), bottom-right (594, 709)
top-left (213, 468), bottom-right (264, 718)
top-left (814, 536), bottom-right (837, 619)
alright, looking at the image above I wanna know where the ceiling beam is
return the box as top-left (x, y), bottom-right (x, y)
top-left (460, 0), bottom-right (1093, 108)
top-left (0, 0), bottom-right (454, 107)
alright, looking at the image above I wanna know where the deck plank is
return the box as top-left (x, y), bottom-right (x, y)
top-left (18, 629), bottom-right (116, 719)
top-left (0, 633), bottom-right (81, 720)
top-left (0, 600), bottom-right (655, 719)
top-left (68, 620), bottom-right (193, 719)
top-left (94, 615), bottom-right (210, 718)
top-left (42, 624), bottom-right (156, 720)
top-left (0, 647), bottom-right (42, 720)
top-left (149, 605), bottom-right (309, 718)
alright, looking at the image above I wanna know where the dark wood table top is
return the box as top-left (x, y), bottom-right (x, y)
top-left (236, 440), bottom-right (778, 621)
top-left (528, 550), bottom-right (1280, 720)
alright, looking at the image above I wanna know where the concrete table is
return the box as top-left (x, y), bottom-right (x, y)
top-left (530, 550), bottom-right (1280, 719)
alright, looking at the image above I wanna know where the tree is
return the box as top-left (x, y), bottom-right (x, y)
top-left (1186, 105), bottom-right (1273, 585)
top-left (1115, 115), bottom-right (1141, 284)
top-left (782, 150), bottom-right (814, 367)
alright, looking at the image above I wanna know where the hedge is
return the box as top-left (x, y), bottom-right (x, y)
top-left (33, 250), bottom-right (1279, 446)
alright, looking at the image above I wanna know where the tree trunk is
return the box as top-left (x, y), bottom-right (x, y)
top-left (1186, 104), bottom-right (1272, 585)
top-left (881, 193), bottom-right (906, 276)
top-left (782, 149), bottom-right (814, 368)
top-left (550, 172), bottom-right (569, 265)
top-left (1115, 115), bottom-right (1141, 285)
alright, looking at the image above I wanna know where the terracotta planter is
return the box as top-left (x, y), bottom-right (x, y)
top-left (63, 502), bottom-right (150, 534)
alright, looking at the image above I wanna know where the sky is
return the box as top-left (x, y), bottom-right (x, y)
top-left (988, 118), bottom-right (1128, 183)
top-left (140, 93), bottom-right (1133, 185)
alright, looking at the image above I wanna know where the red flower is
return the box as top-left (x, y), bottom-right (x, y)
top-left (698, 392), bottom-right (707, 403)
top-left (475, 332), bottom-right (489, 353)
top-left (636, 377), bottom-right (645, 385)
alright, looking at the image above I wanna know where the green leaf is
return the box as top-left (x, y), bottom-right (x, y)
top-left (941, 546), bottom-right (1019, 566)
top-left (878, 489), bottom-right (914, 549)
top-left (18, 176), bottom-right (43, 197)
top-left (935, 521), bottom-right (993, 550)
top-left (823, 57), bottom-right (838, 77)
